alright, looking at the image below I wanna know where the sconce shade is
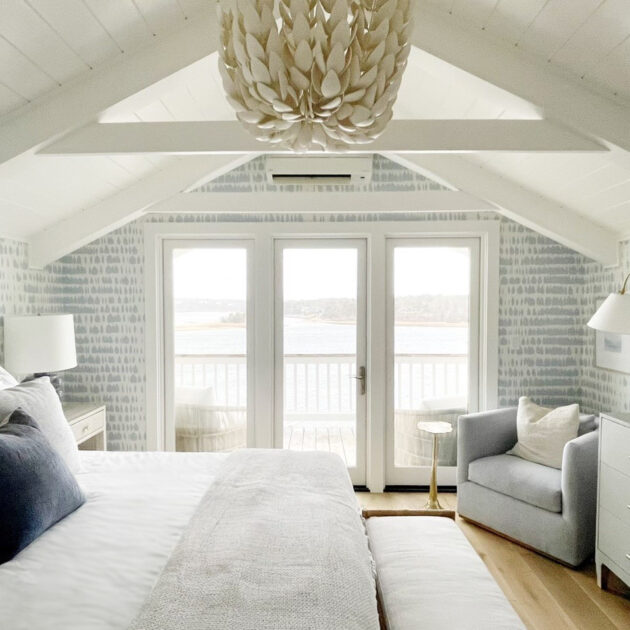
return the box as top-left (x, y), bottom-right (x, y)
top-left (3, 314), bottom-right (77, 374)
top-left (587, 293), bottom-right (630, 334)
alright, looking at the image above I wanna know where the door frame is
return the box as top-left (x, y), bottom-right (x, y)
top-left (385, 236), bottom-right (481, 486)
top-left (145, 219), bottom-right (499, 491)
top-left (162, 239), bottom-right (256, 450)
top-left (274, 238), bottom-right (368, 485)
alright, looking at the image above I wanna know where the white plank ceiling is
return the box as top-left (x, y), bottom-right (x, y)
top-left (99, 47), bottom-right (541, 123)
top-left (0, 0), bottom-right (628, 253)
top-left (424, 0), bottom-right (630, 105)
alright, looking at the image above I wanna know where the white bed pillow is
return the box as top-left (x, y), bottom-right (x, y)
top-left (0, 377), bottom-right (80, 473)
top-left (0, 365), bottom-right (18, 390)
top-left (507, 396), bottom-right (580, 469)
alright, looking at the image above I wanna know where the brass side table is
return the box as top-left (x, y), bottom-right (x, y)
top-left (416, 420), bottom-right (453, 511)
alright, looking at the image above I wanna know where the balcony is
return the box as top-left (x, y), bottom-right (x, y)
top-left (174, 353), bottom-right (467, 466)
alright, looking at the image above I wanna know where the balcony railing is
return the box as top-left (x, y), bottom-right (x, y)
top-left (175, 353), bottom-right (467, 466)
top-left (174, 353), bottom-right (467, 412)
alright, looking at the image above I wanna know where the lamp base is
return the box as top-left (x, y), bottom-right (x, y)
top-left (25, 372), bottom-right (65, 400)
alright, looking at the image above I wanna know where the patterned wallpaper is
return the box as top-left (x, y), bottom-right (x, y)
top-left (0, 155), bottom-right (624, 449)
top-left (497, 222), bottom-right (586, 408)
top-left (0, 238), bottom-right (64, 361)
top-left (579, 241), bottom-right (630, 415)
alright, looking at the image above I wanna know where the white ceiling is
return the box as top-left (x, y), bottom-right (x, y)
top-left (99, 47), bottom-right (541, 123)
top-left (0, 0), bottom-right (209, 118)
top-left (424, 0), bottom-right (630, 105)
top-left (0, 0), bottom-right (628, 259)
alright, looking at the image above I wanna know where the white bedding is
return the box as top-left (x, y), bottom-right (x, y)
top-left (0, 451), bottom-right (227, 630)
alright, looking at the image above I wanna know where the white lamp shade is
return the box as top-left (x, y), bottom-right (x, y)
top-left (587, 293), bottom-right (630, 334)
top-left (3, 314), bottom-right (77, 374)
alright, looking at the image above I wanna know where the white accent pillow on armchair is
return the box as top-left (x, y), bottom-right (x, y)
top-left (507, 396), bottom-right (580, 469)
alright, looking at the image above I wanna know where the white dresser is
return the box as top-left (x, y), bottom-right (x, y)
top-left (596, 413), bottom-right (630, 590)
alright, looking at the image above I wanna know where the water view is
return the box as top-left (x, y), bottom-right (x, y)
top-left (175, 314), bottom-right (467, 355)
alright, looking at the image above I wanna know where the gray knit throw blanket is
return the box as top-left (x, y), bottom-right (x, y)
top-left (130, 449), bottom-right (379, 630)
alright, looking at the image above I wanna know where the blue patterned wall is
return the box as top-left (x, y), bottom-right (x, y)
top-left (579, 241), bottom-right (630, 415)
top-left (0, 238), bottom-right (64, 362)
top-left (497, 222), bottom-right (586, 408)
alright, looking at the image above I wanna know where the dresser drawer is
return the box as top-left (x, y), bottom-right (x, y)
top-left (601, 418), bottom-right (630, 476)
top-left (599, 508), bottom-right (630, 573)
top-left (70, 409), bottom-right (106, 443)
top-left (599, 463), bottom-right (630, 528)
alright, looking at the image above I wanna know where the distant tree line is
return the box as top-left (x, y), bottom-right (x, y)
top-left (175, 296), bottom-right (469, 324)
top-left (285, 295), bottom-right (469, 323)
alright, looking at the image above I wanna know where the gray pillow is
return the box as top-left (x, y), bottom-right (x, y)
top-left (578, 413), bottom-right (598, 435)
top-left (0, 377), bottom-right (80, 473)
top-left (0, 408), bottom-right (85, 564)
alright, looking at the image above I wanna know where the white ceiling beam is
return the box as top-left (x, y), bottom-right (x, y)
top-left (411, 3), bottom-right (630, 152)
top-left (29, 154), bottom-right (255, 269)
top-left (150, 190), bottom-right (495, 214)
top-left (387, 153), bottom-right (619, 266)
top-left (0, 9), bottom-right (219, 167)
top-left (39, 120), bottom-right (605, 155)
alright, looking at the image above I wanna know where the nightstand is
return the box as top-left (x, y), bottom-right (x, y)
top-left (62, 402), bottom-right (107, 451)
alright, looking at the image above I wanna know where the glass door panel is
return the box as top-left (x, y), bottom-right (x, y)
top-left (164, 241), bottom-right (253, 452)
top-left (275, 240), bottom-right (367, 485)
top-left (387, 239), bottom-right (479, 486)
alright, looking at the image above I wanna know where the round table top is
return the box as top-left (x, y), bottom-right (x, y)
top-left (416, 421), bottom-right (453, 435)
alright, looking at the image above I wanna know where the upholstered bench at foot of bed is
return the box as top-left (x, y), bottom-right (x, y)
top-left (366, 516), bottom-right (525, 630)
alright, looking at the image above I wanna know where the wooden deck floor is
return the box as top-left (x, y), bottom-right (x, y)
top-left (283, 422), bottom-right (356, 467)
top-left (358, 492), bottom-right (630, 630)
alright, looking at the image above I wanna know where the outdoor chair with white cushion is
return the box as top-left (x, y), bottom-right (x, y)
top-left (394, 396), bottom-right (466, 467)
top-left (175, 386), bottom-right (246, 453)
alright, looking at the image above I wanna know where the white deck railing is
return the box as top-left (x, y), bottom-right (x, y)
top-left (174, 353), bottom-right (467, 414)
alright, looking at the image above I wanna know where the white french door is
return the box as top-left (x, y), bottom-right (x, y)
top-left (150, 222), bottom-right (497, 490)
top-left (163, 240), bottom-right (255, 452)
top-left (385, 238), bottom-right (480, 486)
top-left (274, 239), bottom-right (368, 485)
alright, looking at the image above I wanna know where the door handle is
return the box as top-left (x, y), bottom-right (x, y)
top-left (352, 366), bottom-right (366, 396)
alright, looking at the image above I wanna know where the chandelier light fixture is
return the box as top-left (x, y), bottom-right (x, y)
top-left (217, 0), bottom-right (411, 151)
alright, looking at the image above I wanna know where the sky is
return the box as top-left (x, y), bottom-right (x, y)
top-left (173, 246), bottom-right (470, 300)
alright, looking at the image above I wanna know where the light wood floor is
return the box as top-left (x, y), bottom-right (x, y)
top-left (358, 492), bottom-right (630, 630)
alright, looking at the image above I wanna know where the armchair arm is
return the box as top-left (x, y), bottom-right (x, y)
top-left (457, 408), bottom-right (518, 484)
top-left (561, 430), bottom-right (599, 525)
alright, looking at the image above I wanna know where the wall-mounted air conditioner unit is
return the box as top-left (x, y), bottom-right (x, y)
top-left (266, 156), bottom-right (372, 186)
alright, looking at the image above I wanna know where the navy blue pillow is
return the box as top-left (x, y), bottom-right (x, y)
top-left (0, 408), bottom-right (85, 564)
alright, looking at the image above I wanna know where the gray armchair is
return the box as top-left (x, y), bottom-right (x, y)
top-left (457, 407), bottom-right (599, 567)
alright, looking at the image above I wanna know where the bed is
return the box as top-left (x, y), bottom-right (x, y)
top-left (0, 449), bottom-right (379, 630)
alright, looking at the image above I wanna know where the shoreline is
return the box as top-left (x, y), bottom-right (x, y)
top-left (176, 319), bottom-right (468, 331)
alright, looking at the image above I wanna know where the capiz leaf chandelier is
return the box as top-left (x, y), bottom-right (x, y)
top-left (217, 0), bottom-right (411, 151)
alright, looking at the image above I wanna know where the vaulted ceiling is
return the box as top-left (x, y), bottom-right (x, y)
top-left (0, 0), bottom-right (628, 268)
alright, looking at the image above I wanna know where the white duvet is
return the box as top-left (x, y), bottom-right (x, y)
top-left (0, 451), bottom-right (227, 630)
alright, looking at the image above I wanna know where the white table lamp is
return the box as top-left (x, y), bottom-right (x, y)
top-left (587, 273), bottom-right (630, 334)
top-left (3, 314), bottom-right (77, 399)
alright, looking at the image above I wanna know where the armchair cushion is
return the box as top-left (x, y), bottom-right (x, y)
top-left (468, 454), bottom-right (562, 513)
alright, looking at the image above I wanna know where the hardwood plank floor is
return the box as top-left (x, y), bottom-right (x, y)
top-left (358, 492), bottom-right (630, 630)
